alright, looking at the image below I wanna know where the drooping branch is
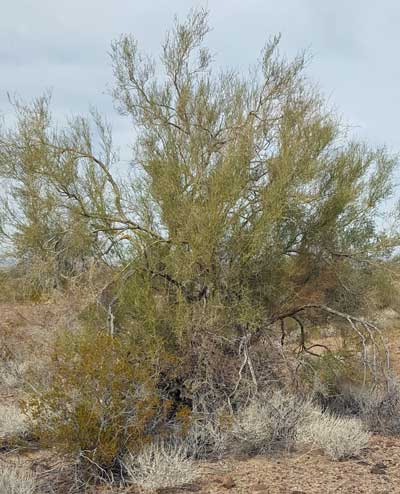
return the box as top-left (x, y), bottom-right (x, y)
top-left (252, 303), bottom-right (390, 384)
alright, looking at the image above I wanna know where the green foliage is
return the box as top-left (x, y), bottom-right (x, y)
top-left (0, 95), bottom-right (112, 296)
top-left (1, 9), bottom-right (398, 311)
top-left (366, 264), bottom-right (400, 311)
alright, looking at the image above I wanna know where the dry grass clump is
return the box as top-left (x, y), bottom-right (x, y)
top-left (177, 391), bottom-right (369, 463)
top-left (123, 440), bottom-right (199, 492)
top-left (206, 390), bottom-right (369, 461)
top-left (297, 410), bottom-right (369, 460)
top-left (0, 465), bottom-right (36, 494)
top-left (0, 404), bottom-right (28, 441)
top-left (0, 360), bottom-right (29, 390)
top-left (226, 391), bottom-right (313, 455)
top-left (354, 381), bottom-right (400, 435)
top-left (316, 378), bottom-right (400, 436)
top-left (182, 413), bottom-right (228, 459)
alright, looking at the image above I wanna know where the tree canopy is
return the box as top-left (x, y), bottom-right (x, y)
top-left (1, 9), bottom-right (398, 314)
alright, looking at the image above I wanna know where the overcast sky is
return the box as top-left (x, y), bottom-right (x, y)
top-left (1, 1), bottom-right (400, 159)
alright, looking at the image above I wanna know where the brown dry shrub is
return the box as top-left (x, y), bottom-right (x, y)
top-left (0, 258), bottom-right (58, 302)
top-left (26, 327), bottom-right (178, 478)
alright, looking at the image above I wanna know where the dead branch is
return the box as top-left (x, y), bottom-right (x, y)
top-left (251, 303), bottom-right (390, 384)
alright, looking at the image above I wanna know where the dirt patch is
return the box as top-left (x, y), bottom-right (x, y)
top-left (190, 435), bottom-right (400, 494)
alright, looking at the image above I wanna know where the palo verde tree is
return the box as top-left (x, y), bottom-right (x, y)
top-left (0, 10), bottom-right (397, 303)
top-left (107, 9), bottom-right (399, 332)
top-left (0, 8), bottom-right (399, 473)
top-left (0, 6), bottom-right (398, 369)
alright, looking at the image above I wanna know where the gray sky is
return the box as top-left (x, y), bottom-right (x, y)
top-left (1, 0), bottom-right (400, 158)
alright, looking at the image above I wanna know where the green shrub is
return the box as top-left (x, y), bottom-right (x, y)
top-left (3, 7), bottom-right (398, 485)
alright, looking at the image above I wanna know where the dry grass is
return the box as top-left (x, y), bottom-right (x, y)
top-left (182, 411), bottom-right (229, 459)
top-left (0, 404), bottom-right (28, 440)
top-left (0, 465), bottom-right (36, 494)
top-left (213, 390), bottom-right (369, 461)
top-left (226, 392), bottom-right (313, 455)
top-left (353, 381), bottom-right (400, 435)
top-left (297, 410), bottom-right (369, 460)
top-left (124, 440), bottom-right (200, 492)
top-left (0, 360), bottom-right (30, 390)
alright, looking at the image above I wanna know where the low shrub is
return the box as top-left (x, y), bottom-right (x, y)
top-left (123, 440), bottom-right (199, 492)
top-left (301, 350), bottom-right (369, 405)
top-left (0, 360), bottom-right (30, 390)
top-left (181, 410), bottom-right (231, 459)
top-left (226, 391), bottom-right (313, 455)
top-left (353, 380), bottom-right (400, 435)
top-left (183, 392), bottom-right (370, 462)
top-left (297, 410), bottom-right (369, 460)
top-left (27, 327), bottom-right (169, 477)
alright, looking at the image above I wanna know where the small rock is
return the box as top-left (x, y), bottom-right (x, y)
top-left (374, 462), bottom-right (388, 469)
top-left (221, 475), bottom-right (236, 489)
top-left (370, 466), bottom-right (386, 475)
top-left (185, 484), bottom-right (201, 492)
top-left (253, 483), bottom-right (269, 492)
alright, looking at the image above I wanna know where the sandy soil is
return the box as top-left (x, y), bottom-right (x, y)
top-left (192, 436), bottom-right (400, 494)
